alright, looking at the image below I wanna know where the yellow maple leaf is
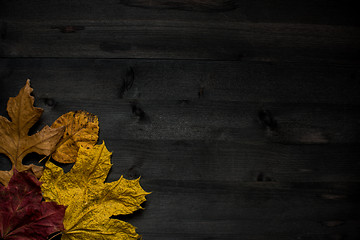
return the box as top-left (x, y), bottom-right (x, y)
top-left (40, 142), bottom-right (150, 239)
top-left (0, 80), bottom-right (64, 186)
top-left (51, 111), bottom-right (99, 163)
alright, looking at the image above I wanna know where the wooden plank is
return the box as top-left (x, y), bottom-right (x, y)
top-left (119, 181), bottom-right (360, 239)
top-left (1, 96), bottom-right (359, 144)
top-left (1, 20), bottom-right (359, 62)
top-left (1, 58), bottom-right (359, 104)
top-left (1, 137), bottom-right (359, 182)
top-left (106, 139), bottom-right (360, 182)
top-left (26, 99), bottom-right (360, 144)
top-left (1, 0), bottom-right (359, 26)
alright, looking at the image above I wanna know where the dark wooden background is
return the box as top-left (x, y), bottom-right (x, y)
top-left (1, 1), bottom-right (360, 239)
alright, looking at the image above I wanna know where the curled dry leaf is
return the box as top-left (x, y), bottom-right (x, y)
top-left (51, 111), bottom-right (99, 163)
top-left (0, 80), bottom-right (64, 186)
top-left (40, 142), bottom-right (150, 239)
top-left (0, 170), bottom-right (66, 240)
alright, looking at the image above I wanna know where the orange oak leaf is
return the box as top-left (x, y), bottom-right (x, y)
top-left (0, 80), bottom-right (64, 186)
top-left (51, 111), bottom-right (99, 163)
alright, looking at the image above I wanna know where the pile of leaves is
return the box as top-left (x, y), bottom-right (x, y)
top-left (0, 80), bottom-right (149, 239)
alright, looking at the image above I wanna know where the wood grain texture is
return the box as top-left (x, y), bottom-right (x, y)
top-left (0, 20), bottom-right (359, 62)
top-left (121, 0), bottom-right (238, 12)
top-left (1, 0), bottom-right (359, 239)
top-left (1, 0), bottom-right (359, 26)
top-left (126, 181), bottom-right (360, 239)
top-left (1, 58), bottom-right (359, 103)
top-left (107, 140), bottom-right (360, 183)
top-left (1, 95), bottom-right (359, 144)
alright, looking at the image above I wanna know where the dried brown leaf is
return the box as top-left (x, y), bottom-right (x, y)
top-left (51, 111), bottom-right (99, 163)
top-left (0, 80), bottom-right (64, 186)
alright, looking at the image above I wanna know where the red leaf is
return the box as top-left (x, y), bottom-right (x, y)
top-left (0, 170), bottom-right (66, 240)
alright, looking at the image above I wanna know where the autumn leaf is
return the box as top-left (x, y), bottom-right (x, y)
top-left (0, 80), bottom-right (64, 186)
top-left (0, 169), bottom-right (66, 240)
top-left (51, 111), bottom-right (99, 163)
top-left (40, 142), bottom-right (150, 239)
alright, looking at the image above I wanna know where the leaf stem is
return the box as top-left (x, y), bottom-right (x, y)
top-left (39, 155), bottom-right (51, 163)
top-left (48, 231), bottom-right (62, 240)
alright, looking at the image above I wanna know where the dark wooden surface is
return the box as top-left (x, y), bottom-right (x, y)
top-left (1, 1), bottom-right (360, 239)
